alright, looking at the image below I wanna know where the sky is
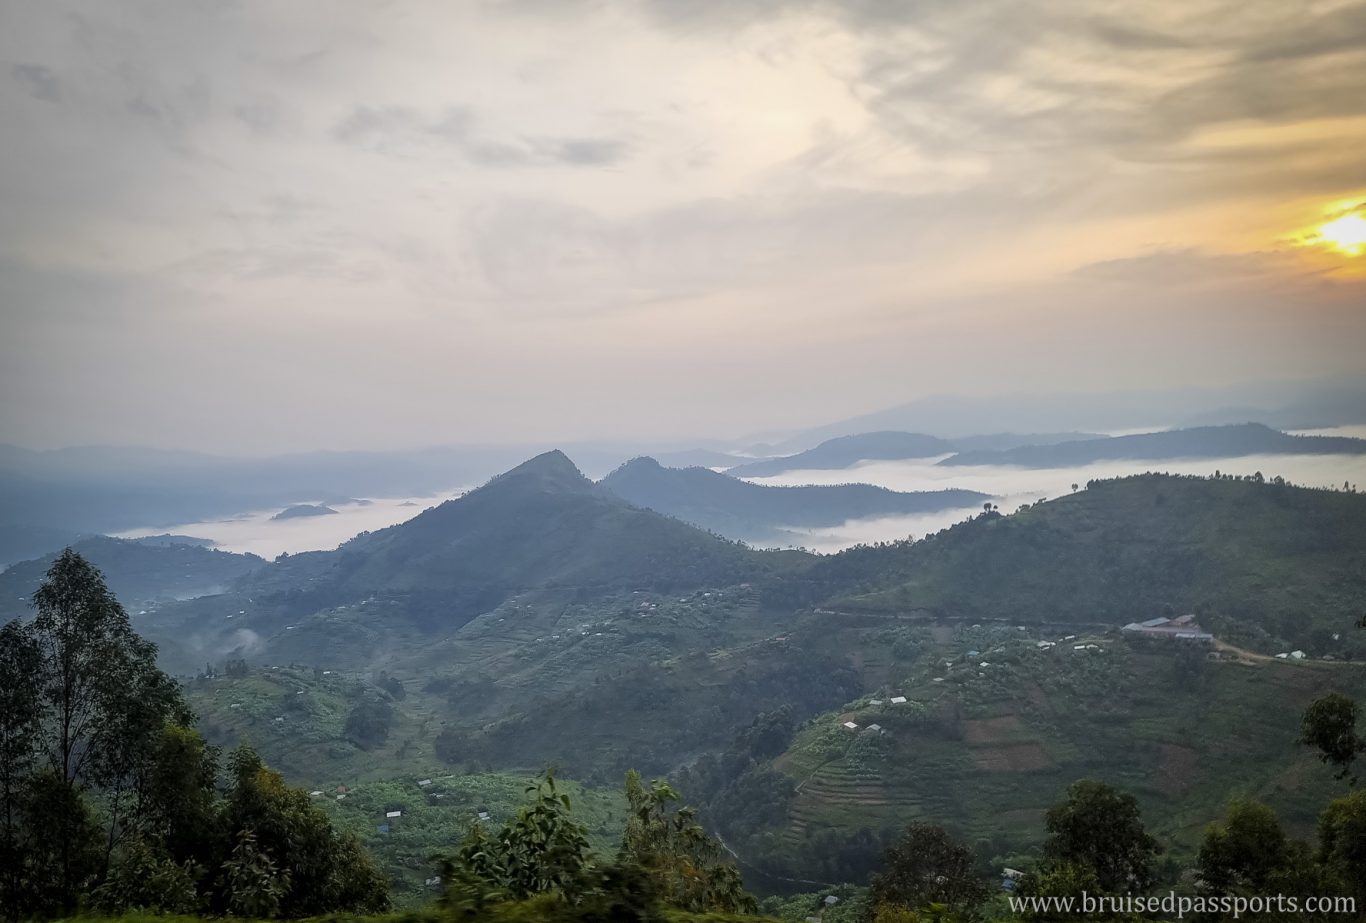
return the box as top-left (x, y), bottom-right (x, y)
top-left (1, 0), bottom-right (1364, 453)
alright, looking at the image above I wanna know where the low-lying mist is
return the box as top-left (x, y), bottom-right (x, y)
top-left (116, 490), bottom-right (467, 558)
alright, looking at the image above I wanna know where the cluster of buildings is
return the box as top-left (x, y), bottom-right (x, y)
top-left (1121, 613), bottom-right (1213, 644)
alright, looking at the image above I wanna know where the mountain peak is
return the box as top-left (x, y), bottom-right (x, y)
top-left (490, 449), bottom-right (591, 489)
top-left (606, 456), bottom-right (663, 477)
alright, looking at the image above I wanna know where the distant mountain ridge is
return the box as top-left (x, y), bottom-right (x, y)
top-left (601, 457), bottom-right (988, 544)
top-left (271, 503), bottom-right (339, 520)
top-left (761, 382), bottom-right (1366, 451)
top-left (727, 431), bottom-right (954, 478)
top-left (938, 423), bottom-right (1366, 467)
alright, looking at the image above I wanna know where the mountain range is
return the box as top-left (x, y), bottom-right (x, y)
top-left (726, 432), bottom-right (954, 478)
top-left (600, 456), bottom-right (988, 544)
top-left (938, 422), bottom-right (1366, 467)
top-left (8, 444), bottom-right (1366, 890)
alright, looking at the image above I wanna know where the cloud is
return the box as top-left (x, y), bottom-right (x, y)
top-left (10, 63), bottom-right (62, 102)
top-left (0, 0), bottom-right (1363, 452)
top-left (331, 103), bottom-right (631, 167)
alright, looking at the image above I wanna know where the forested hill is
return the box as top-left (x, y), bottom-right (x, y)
top-left (145, 450), bottom-right (804, 668)
top-left (252, 450), bottom-right (784, 605)
top-left (727, 431), bottom-right (953, 478)
top-left (600, 456), bottom-right (987, 544)
top-left (938, 422), bottom-right (1366, 467)
top-left (767, 474), bottom-right (1366, 652)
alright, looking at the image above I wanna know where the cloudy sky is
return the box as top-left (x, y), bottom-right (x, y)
top-left (1, 0), bottom-right (1364, 453)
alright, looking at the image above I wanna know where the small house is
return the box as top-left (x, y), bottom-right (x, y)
top-left (843, 721), bottom-right (859, 730)
top-left (385, 810), bottom-right (402, 819)
top-left (890, 696), bottom-right (908, 704)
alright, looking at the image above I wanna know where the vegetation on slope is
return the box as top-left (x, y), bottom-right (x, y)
top-left (771, 473), bottom-right (1366, 653)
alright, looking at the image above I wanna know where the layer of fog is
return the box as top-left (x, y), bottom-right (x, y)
top-left (747, 451), bottom-right (1366, 553)
top-left (116, 491), bottom-right (467, 559)
top-left (113, 425), bottom-right (1366, 559)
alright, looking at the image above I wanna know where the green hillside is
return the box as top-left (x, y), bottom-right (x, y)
top-left (772, 474), bottom-right (1366, 656)
top-left (142, 451), bottom-right (804, 672)
top-left (145, 469), bottom-right (1366, 898)
top-left (686, 619), bottom-right (1366, 883)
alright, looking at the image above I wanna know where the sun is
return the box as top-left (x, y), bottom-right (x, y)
top-left (1316, 212), bottom-right (1366, 256)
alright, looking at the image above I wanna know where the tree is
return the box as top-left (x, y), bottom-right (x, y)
top-left (1012, 862), bottom-right (1103, 923)
top-left (1198, 801), bottom-right (1292, 892)
top-left (1042, 780), bottom-right (1158, 892)
top-left (21, 768), bottom-right (103, 917)
top-left (1300, 694), bottom-right (1364, 785)
top-left (1197, 801), bottom-right (1330, 919)
top-left (220, 830), bottom-right (289, 918)
top-left (133, 724), bottom-right (221, 865)
top-left (28, 549), bottom-right (191, 902)
top-left (218, 745), bottom-right (389, 916)
top-left (3, 551), bottom-right (386, 919)
top-left (0, 622), bottom-right (42, 921)
top-left (1319, 790), bottom-right (1366, 906)
top-left (92, 837), bottom-right (200, 915)
top-left (866, 822), bottom-right (990, 921)
top-left (620, 771), bottom-right (754, 914)
top-left (32, 550), bottom-right (147, 782)
top-left (343, 696), bottom-right (394, 751)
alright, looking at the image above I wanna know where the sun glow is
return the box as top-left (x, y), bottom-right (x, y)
top-left (1315, 211), bottom-right (1366, 256)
